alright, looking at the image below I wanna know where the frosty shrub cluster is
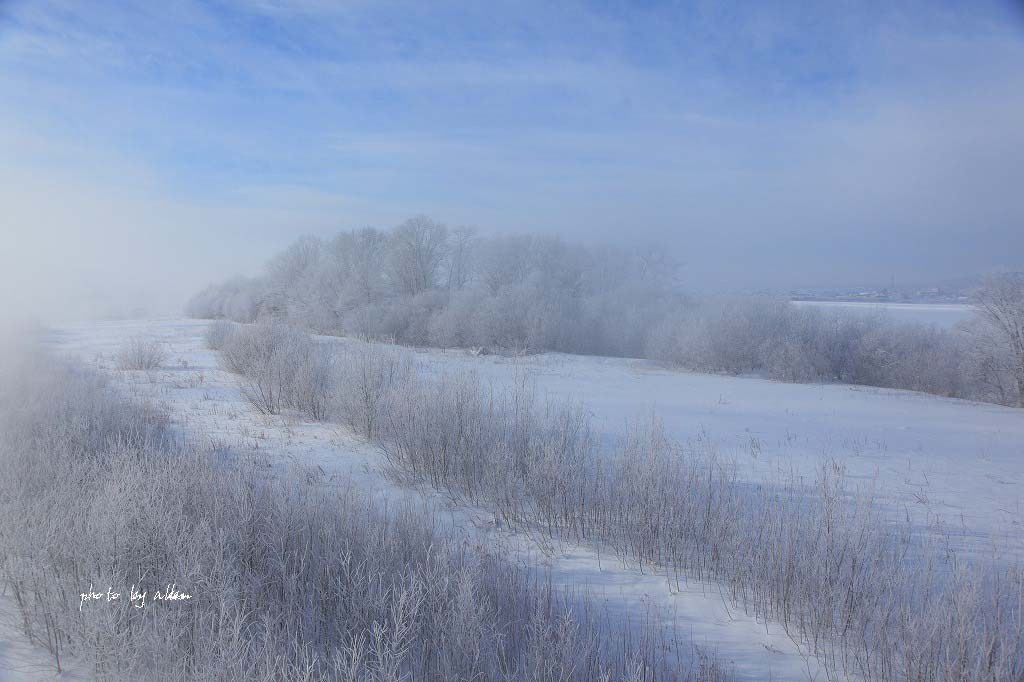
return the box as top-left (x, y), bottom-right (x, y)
top-left (218, 321), bottom-right (334, 419)
top-left (648, 297), bottom-right (967, 395)
top-left (0, 340), bottom-right (728, 681)
top-left (187, 216), bottom-right (683, 358)
top-left (647, 289), bottom-right (1023, 406)
top-left (115, 335), bottom-right (168, 371)
top-left (188, 218), bottom-right (1023, 407)
top-left (211, 323), bottom-right (1024, 682)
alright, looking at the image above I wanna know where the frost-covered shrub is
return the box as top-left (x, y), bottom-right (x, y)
top-left (115, 336), bottom-right (167, 371)
top-left (961, 317), bottom-right (1021, 406)
top-left (185, 276), bottom-right (263, 322)
top-left (378, 290), bottom-right (447, 346)
top-left (203, 321), bottom-right (1024, 681)
top-left (203, 319), bottom-right (236, 350)
top-left (221, 322), bottom-right (333, 419)
top-left (368, 360), bottom-right (1024, 682)
top-left (428, 289), bottom-right (488, 349)
top-left (331, 342), bottom-right (413, 439)
top-left (646, 296), bottom-right (1000, 402)
top-left (0, 342), bottom-right (726, 681)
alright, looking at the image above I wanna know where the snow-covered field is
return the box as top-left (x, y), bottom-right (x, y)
top-left (792, 300), bottom-right (976, 328)
top-left (405, 341), bottom-right (1024, 560)
top-left (20, 316), bottom-right (1024, 681)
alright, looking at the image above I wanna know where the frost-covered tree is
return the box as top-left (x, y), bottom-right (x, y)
top-left (263, 236), bottom-right (323, 317)
top-left (975, 272), bottom-right (1024, 406)
top-left (185, 276), bottom-right (263, 322)
top-left (186, 227), bottom-right (1024, 406)
top-left (335, 227), bottom-right (389, 308)
top-left (389, 215), bottom-right (448, 295)
top-left (180, 218), bottom-right (684, 357)
top-left (445, 225), bottom-right (477, 291)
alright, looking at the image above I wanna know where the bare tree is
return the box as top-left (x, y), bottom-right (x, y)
top-left (446, 225), bottom-right (477, 291)
top-left (263, 236), bottom-right (323, 317)
top-left (349, 227), bottom-right (389, 304)
top-left (975, 272), bottom-right (1024, 406)
top-left (389, 215), bottom-right (448, 295)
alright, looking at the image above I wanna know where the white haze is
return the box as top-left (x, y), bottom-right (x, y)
top-left (1, 0), bottom-right (1023, 320)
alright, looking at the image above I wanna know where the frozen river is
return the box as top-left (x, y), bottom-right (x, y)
top-left (792, 300), bottom-right (976, 328)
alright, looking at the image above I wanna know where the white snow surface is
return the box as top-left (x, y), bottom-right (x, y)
top-left (402, 341), bottom-right (1024, 561)
top-left (7, 316), bottom-right (1021, 681)
top-left (0, 594), bottom-right (86, 682)
top-left (791, 300), bottom-right (976, 328)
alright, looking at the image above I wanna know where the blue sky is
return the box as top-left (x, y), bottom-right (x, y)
top-left (2, 0), bottom-right (1023, 315)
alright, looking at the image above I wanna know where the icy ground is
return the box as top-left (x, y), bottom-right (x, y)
top-left (10, 316), bottom-right (1023, 680)
top-left (790, 301), bottom-right (975, 329)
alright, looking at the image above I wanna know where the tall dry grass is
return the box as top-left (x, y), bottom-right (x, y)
top-left (212, 323), bottom-right (1024, 682)
top-left (0, 338), bottom-right (728, 681)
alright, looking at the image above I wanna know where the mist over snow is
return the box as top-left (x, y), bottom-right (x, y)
top-left (3, 4), bottom-right (1024, 679)
top-left (2, 0), bottom-right (1023, 319)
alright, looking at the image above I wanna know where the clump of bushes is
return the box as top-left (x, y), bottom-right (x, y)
top-left (186, 217), bottom-right (682, 358)
top-left (186, 218), bottom-right (1024, 407)
top-left (217, 321), bottom-right (333, 419)
top-left (211, 322), bottom-right (1024, 682)
top-left (116, 336), bottom-right (168, 370)
top-left (647, 296), bottom-right (974, 397)
top-left (0, 340), bottom-right (727, 681)
top-left (370, 353), bottom-right (1024, 682)
top-left (203, 319), bottom-right (236, 351)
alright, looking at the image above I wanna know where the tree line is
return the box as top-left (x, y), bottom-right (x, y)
top-left (187, 216), bottom-right (1024, 407)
